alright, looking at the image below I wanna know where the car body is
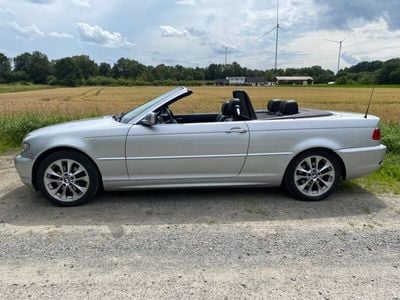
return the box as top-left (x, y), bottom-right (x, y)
top-left (14, 86), bottom-right (386, 206)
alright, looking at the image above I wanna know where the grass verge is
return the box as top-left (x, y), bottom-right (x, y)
top-left (350, 153), bottom-right (400, 194)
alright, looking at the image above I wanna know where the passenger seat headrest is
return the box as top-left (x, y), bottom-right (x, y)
top-left (267, 99), bottom-right (282, 112)
top-left (229, 98), bottom-right (241, 117)
top-left (279, 100), bottom-right (299, 115)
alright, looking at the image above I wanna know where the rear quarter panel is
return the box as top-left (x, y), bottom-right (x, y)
top-left (241, 113), bottom-right (382, 184)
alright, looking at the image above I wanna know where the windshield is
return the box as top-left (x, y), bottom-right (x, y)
top-left (120, 87), bottom-right (185, 123)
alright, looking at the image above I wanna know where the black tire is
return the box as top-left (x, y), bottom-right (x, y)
top-left (37, 150), bottom-right (100, 206)
top-left (283, 150), bottom-right (341, 201)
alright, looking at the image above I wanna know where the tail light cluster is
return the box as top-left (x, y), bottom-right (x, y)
top-left (372, 128), bottom-right (381, 140)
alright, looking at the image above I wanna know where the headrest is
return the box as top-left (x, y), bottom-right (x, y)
top-left (229, 98), bottom-right (241, 117)
top-left (280, 100), bottom-right (299, 115)
top-left (267, 99), bottom-right (282, 112)
top-left (221, 101), bottom-right (231, 116)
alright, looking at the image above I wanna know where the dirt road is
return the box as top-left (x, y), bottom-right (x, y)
top-left (0, 155), bottom-right (399, 299)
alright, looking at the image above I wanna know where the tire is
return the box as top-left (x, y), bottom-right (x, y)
top-left (37, 150), bottom-right (100, 206)
top-left (283, 150), bottom-right (341, 201)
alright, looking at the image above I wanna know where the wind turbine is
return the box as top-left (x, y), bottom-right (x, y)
top-left (325, 34), bottom-right (350, 74)
top-left (259, 0), bottom-right (285, 71)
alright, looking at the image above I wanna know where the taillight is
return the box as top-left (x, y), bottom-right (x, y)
top-left (372, 128), bottom-right (381, 140)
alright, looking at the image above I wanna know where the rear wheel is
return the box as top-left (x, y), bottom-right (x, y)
top-left (37, 151), bottom-right (99, 206)
top-left (284, 150), bottom-right (341, 201)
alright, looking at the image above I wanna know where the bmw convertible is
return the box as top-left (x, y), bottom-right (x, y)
top-left (14, 86), bottom-right (386, 206)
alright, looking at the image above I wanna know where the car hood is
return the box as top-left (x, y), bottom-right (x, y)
top-left (25, 116), bottom-right (121, 139)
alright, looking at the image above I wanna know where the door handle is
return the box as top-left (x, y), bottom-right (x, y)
top-left (225, 127), bottom-right (247, 134)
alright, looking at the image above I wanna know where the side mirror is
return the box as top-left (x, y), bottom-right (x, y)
top-left (141, 112), bottom-right (157, 126)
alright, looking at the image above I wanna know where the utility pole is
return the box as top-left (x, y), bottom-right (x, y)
top-left (224, 47), bottom-right (228, 66)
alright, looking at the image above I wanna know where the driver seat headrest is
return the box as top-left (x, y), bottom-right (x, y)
top-left (279, 100), bottom-right (299, 115)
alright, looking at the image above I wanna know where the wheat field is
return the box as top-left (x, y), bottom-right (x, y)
top-left (0, 86), bottom-right (399, 123)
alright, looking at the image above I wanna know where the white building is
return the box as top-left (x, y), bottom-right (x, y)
top-left (227, 76), bottom-right (246, 85)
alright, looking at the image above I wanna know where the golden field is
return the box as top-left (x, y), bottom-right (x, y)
top-left (0, 86), bottom-right (399, 123)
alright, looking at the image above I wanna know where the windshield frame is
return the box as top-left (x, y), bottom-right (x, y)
top-left (120, 86), bottom-right (191, 124)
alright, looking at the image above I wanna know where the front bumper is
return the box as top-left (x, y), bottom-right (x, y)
top-left (14, 154), bottom-right (34, 187)
top-left (336, 144), bottom-right (387, 180)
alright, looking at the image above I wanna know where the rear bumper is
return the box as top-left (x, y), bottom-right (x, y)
top-left (14, 155), bottom-right (34, 187)
top-left (336, 144), bottom-right (386, 180)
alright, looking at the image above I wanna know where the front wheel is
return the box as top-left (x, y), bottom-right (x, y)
top-left (283, 150), bottom-right (341, 201)
top-left (37, 151), bottom-right (100, 206)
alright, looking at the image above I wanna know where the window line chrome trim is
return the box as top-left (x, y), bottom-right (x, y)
top-left (126, 154), bottom-right (246, 160)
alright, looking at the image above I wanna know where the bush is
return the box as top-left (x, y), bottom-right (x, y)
top-left (381, 123), bottom-right (400, 154)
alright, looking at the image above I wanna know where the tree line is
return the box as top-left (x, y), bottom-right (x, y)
top-left (0, 51), bottom-right (399, 86)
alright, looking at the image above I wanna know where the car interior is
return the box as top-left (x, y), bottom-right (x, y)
top-left (155, 90), bottom-right (333, 124)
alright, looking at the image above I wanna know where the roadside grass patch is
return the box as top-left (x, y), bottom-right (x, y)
top-left (0, 114), bottom-right (91, 152)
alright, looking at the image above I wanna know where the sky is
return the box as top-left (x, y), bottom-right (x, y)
top-left (0, 0), bottom-right (400, 72)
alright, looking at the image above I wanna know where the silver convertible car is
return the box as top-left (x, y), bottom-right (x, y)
top-left (15, 86), bottom-right (386, 206)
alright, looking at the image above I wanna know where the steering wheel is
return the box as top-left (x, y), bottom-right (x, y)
top-left (158, 106), bottom-right (176, 123)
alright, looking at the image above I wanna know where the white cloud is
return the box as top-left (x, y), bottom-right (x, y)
top-left (176, 0), bottom-right (196, 5)
top-left (21, 0), bottom-right (53, 4)
top-left (71, 0), bottom-right (90, 8)
top-left (47, 31), bottom-right (74, 38)
top-left (5, 22), bottom-right (73, 40)
top-left (76, 22), bottom-right (135, 48)
top-left (8, 22), bottom-right (44, 38)
top-left (0, 8), bottom-right (17, 16)
top-left (160, 25), bottom-right (188, 37)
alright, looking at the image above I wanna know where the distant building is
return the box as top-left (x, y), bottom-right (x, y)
top-left (227, 76), bottom-right (246, 85)
top-left (215, 78), bottom-right (229, 86)
top-left (275, 76), bottom-right (314, 85)
top-left (214, 76), bottom-right (268, 86)
top-left (245, 77), bottom-right (266, 86)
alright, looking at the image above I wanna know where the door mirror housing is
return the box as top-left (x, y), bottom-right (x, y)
top-left (141, 112), bottom-right (157, 126)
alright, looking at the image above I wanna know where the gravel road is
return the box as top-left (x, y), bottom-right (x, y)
top-left (0, 154), bottom-right (399, 299)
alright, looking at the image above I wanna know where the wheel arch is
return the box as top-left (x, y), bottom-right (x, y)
top-left (282, 147), bottom-right (347, 184)
top-left (31, 146), bottom-right (103, 191)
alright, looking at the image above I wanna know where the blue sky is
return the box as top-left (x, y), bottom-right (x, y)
top-left (0, 0), bottom-right (400, 71)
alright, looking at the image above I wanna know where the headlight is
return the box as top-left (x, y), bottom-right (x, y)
top-left (21, 142), bottom-right (30, 153)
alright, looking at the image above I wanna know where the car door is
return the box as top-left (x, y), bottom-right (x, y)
top-left (125, 121), bottom-right (249, 182)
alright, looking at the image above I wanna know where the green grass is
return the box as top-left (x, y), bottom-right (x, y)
top-left (351, 153), bottom-right (400, 194)
top-left (0, 115), bottom-right (82, 152)
top-left (0, 83), bottom-right (53, 94)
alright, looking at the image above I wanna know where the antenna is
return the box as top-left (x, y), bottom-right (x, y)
top-left (324, 33), bottom-right (350, 74)
top-left (364, 87), bottom-right (375, 119)
top-left (259, 0), bottom-right (285, 72)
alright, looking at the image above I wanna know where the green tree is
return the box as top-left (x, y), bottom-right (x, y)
top-left (99, 62), bottom-right (111, 77)
top-left (204, 64), bottom-right (223, 80)
top-left (0, 53), bottom-right (12, 83)
top-left (13, 51), bottom-right (50, 84)
top-left (377, 59), bottom-right (400, 84)
top-left (54, 57), bottom-right (82, 86)
top-left (112, 58), bottom-right (145, 78)
top-left (72, 55), bottom-right (98, 80)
